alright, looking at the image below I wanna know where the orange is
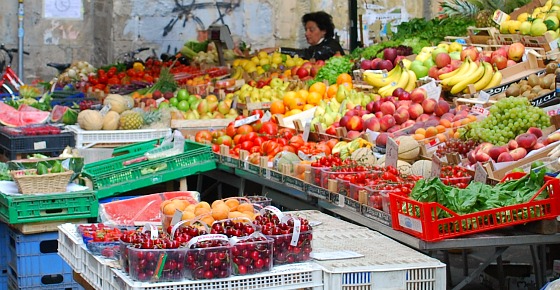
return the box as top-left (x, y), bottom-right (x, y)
top-left (283, 91), bottom-right (297, 107)
top-left (270, 100), bottom-right (285, 115)
top-left (288, 97), bottom-right (305, 110)
top-left (467, 114), bottom-right (477, 122)
top-left (306, 91), bottom-right (322, 105)
top-left (436, 125), bottom-right (446, 133)
top-left (309, 82), bottom-right (327, 97)
top-left (336, 73), bottom-right (353, 85)
top-left (298, 89), bottom-right (309, 102)
top-left (195, 201), bottom-right (211, 210)
top-left (326, 84), bottom-right (338, 99)
top-left (425, 127), bottom-right (438, 138)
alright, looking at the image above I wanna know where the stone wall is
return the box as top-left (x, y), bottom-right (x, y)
top-left (0, 0), bottom-right (435, 82)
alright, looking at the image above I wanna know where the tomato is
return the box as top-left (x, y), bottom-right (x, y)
top-left (225, 125), bottom-right (237, 137)
top-left (240, 141), bottom-right (254, 151)
top-left (88, 75), bottom-right (98, 86)
top-left (249, 146), bottom-right (260, 154)
top-left (211, 130), bottom-right (225, 139)
top-left (216, 135), bottom-right (232, 147)
top-left (233, 134), bottom-right (242, 145)
top-left (315, 142), bottom-right (331, 156)
top-left (278, 128), bottom-right (294, 140)
top-left (282, 145), bottom-right (296, 153)
top-left (289, 135), bottom-right (305, 150)
top-left (98, 74), bottom-right (108, 84)
top-left (212, 144), bottom-right (220, 153)
top-left (252, 136), bottom-right (265, 147)
top-left (276, 138), bottom-right (288, 146)
top-left (251, 120), bottom-right (263, 132)
top-left (260, 121), bottom-right (278, 136)
top-left (236, 124), bottom-right (254, 135)
top-left (195, 130), bottom-right (212, 143)
top-left (261, 141), bottom-right (281, 157)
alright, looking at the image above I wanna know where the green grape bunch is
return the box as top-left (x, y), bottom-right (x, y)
top-left (458, 97), bottom-right (550, 146)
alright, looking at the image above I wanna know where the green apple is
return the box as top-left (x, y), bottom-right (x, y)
top-left (449, 51), bottom-right (461, 60)
top-left (423, 58), bottom-right (436, 69)
top-left (431, 47), bottom-right (448, 62)
top-left (410, 63), bottom-right (429, 78)
top-left (519, 21), bottom-right (532, 35)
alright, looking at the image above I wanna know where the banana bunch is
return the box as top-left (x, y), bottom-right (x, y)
top-left (362, 64), bottom-right (417, 97)
top-left (231, 66), bottom-right (245, 80)
top-left (440, 58), bottom-right (503, 95)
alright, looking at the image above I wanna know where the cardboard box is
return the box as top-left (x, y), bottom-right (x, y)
top-left (522, 31), bottom-right (560, 52)
top-left (483, 51), bottom-right (545, 96)
top-left (509, 0), bottom-right (547, 19)
top-left (468, 27), bottom-right (499, 45)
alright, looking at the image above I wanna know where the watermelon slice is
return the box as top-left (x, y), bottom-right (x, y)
top-left (0, 102), bottom-right (50, 127)
top-left (99, 191), bottom-right (199, 226)
top-left (51, 105), bottom-right (78, 124)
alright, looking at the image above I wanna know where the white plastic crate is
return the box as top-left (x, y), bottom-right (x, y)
top-left (313, 229), bottom-right (446, 290)
top-left (82, 250), bottom-right (115, 290)
top-left (67, 125), bottom-right (171, 148)
top-left (108, 263), bottom-right (323, 290)
top-left (57, 223), bottom-right (86, 273)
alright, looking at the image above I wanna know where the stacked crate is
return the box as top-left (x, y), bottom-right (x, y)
top-left (0, 222), bottom-right (8, 290)
top-left (6, 228), bottom-right (83, 289)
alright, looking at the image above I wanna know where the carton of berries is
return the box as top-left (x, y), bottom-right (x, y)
top-left (209, 218), bottom-right (273, 275)
top-left (78, 224), bottom-right (124, 259)
top-left (185, 234), bottom-right (232, 280)
top-left (254, 206), bottom-right (313, 265)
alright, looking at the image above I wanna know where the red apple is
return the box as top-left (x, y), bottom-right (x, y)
top-left (394, 55), bottom-right (407, 66)
top-left (310, 66), bottom-right (319, 77)
top-left (506, 60), bottom-right (517, 67)
top-left (491, 55), bottom-right (508, 70)
top-left (383, 48), bottom-right (398, 63)
top-left (371, 58), bottom-right (383, 69)
top-left (392, 87), bottom-right (407, 99)
top-left (339, 115), bottom-right (350, 128)
top-left (377, 60), bottom-right (394, 71)
top-left (435, 53), bottom-right (451, 68)
top-left (508, 43), bottom-right (525, 62)
top-left (428, 65), bottom-right (440, 79)
top-left (491, 48), bottom-right (508, 59)
top-left (360, 59), bottom-right (373, 70)
top-left (460, 47), bottom-right (479, 61)
top-left (410, 88), bottom-right (427, 104)
top-left (296, 67), bottom-right (310, 79)
top-left (380, 115), bottom-right (396, 131)
top-left (399, 91), bottom-right (411, 101)
top-left (422, 99), bottom-right (437, 114)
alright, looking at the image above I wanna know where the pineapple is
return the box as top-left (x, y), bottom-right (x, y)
top-left (119, 110), bottom-right (144, 130)
top-left (440, 0), bottom-right (532, 28)
top-left (142, 109), bottom-right (162, 126)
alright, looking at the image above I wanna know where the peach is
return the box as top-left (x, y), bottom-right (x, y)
top-left (544, 132), bottom-right (560, 145)
top-left (408, 103), bottom-right (424, 120)
top-left (346, 130), bottom-right (362, 140)
top-left (488, 145), bottom-right (508, 161)
top-left (346, 115), bottom-right (364, 132)
top-left (434, 100), bottom-right (450, 117)
top-left (526, 127), bottom-right (543, 138)
top-left (510, 147), bottom-right (527, 161)
top-left (497, 152), bottom-right (514, 162)
top-left (421, 99), bottom-right (437, 115)
top-left (401, 120), bottom-right (416, 128)
top-left (393, 107), bottom-right (410, 125)
top-left (380, 115), bottom-right (396, 132)
top-left (380, 101), bottom-right (396, 116)
top-left (375, 132), bottom-right (390, 147)
top-left (532, 143), bottom-right (545, 150)
top-left (478, 142), bottom-right (494, 155)
top-left (416, 113), bottom-right (431, 122)
top-left (410, 87), bottom-right (427, 104)
top-left (364, 117), bottom-right (381, 132)
top-left (515, 133), bottom-right (537, 149)
top-left (507, 140), bottom-right (519, 150)
top-left (475, 151), bottom-right (491, 163)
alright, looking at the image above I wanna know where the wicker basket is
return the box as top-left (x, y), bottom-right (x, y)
top-left (10, 169), bottom-right (73, 194)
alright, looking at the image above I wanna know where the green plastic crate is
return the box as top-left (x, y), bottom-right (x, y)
top-left (0, 190), bottom-right (98, 224)
top-left (82, 140), bottom-right (217, 199)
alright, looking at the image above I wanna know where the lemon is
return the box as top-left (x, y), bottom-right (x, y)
top-left (517, 12), bottom-right (529, 22)
top-left (251, 56), bottom-right (260, 65)
top-left (545, 15), bottom-right (559, 30)
top-left (285, 58), bottom-right (295, 67)
top-left (519, 21), bottom-right (532, 35)
top-left (500, 20), bottom-right (511, 34)
top-left (259, 58), bottom-right (270, 66)
top-left (272, 55), bottom-right (282, 64)
top-left (258, 51), bottom-right (269, 59)
top-left (449, 41), bottom-right (463, 53)
top-left (508, 20), bottom-right (522, 34)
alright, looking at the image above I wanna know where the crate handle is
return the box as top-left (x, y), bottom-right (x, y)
top-left (40, 208), bottom-right (68, 216)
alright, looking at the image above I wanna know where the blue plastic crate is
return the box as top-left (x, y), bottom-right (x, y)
top-left (7, 269), bottom-right (82, 289)
top-left (0, 222), bottom-right (8, 277)
top-left (8, 229), bottom-right (59, 257)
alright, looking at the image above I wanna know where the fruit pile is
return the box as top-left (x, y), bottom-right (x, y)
top-left (440, 165), bottom-right (472, 188)
top-left (185, 236), bottom-right (232, 280)
top-left (230, 234), bottom-right (273, 275)
top-left (78, 224), bottom-right (123, 258)
top-left (2, 125), bottom-right (61, 136)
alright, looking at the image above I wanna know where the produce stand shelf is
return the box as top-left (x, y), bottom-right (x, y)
top-left (0, 130), bottom-right (75, 160)
top-left (82, 140), bottom-right (217, 199)
top-left (0, 190), bottom-right (98, 224)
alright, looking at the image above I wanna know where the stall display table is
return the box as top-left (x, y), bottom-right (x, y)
top-left (58, 210), bottom-right (446, 290)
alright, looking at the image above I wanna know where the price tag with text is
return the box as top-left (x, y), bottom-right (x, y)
top-left (471, 105), bottom-right (490, 117)
top-left (385, 137), bottom-right (398, 168)
top-left (430, 155), bottom-right (443, 178)
top-left (492, 10), bottom-right (509, 25)
top-left (420, 80), bottom-right (441, 100)
top-left (474, 162), bottom-right (488, 183)
top-left (234, 114), bottom-right (259, 127)
top-left (477, 91), bottom-right (491, 103)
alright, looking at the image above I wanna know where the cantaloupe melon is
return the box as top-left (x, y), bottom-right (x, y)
top-left (77, 110), bottom-right (103, 130)
top-left (351, 147), bottom-right (377, 165)
top-left (397, 136), bottom-right (420, 162)
top-left (102, 111), bottom-right (120, 130)
top-left (410, 160), bottom-right (432, 178)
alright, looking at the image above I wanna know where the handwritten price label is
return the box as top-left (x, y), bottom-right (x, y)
top-left (471, 105), bottom-right (490, 117)
top-left (385, 137), bottom-right (398, 168)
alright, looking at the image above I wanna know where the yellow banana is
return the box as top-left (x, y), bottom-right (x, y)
top-left (363, 65), bottom-right (402, 88)
top-left (442, 59), bottom-right (477, 87)
top-left (470, 62), bottom-right (494, 92)
top-left (395, 68), bottom-right (410, 89)
top-left (450, 62), bottom-right (485, 95)
top-left (483, 69), bottom-right (502, 90)
top-left (363, 65), bottom-right (401, 79)
top-left (439, 58), bottom-right (470, 80)
top-left (404, 70), bottom-right (417, 92)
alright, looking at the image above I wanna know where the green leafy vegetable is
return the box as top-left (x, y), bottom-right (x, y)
top-left (313, 56), bottom-right (353, 85)
top-left (0, 163), bottom-right (10, 181)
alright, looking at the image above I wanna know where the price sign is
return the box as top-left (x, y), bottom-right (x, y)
top-left (261, 111), bottom-right (272, 122)
top-left (477, 91), bottom-right (491, 103)
top-left (234, 114), bottom-right (259, 127)
top-left (474, 162), bottom-right (488, 183)
top-left (430, 155), bottom-right (443, 178)
top-left (385, 137), bottom-right (398, 168)
top-left (492, 10), bottom-right (509, 25)
top-left (471, 105), bottom-right (490, 117)
top-left (420, 80), bottom-right (441, 100)
top-left (302, 120), bottom-right (311, 142)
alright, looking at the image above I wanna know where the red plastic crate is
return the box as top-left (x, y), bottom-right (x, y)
top-left (389, 173), bottom-right (560, 242)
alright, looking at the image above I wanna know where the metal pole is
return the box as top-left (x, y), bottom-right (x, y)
top-left (17, 0), bottom-right (24, 81)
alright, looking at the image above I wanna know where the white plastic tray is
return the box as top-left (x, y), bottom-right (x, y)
top-left (67, 125), bottom-right (171, 148)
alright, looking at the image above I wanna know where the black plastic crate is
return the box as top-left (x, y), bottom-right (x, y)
top-left (0, 131), bottom-right (75, 160)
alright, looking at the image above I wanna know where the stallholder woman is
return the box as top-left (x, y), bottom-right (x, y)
top-left (261, 11), bottom-right (345, 61)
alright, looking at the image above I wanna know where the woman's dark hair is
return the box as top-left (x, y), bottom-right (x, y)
top-left (302, 11), bottom-right (335, 39)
